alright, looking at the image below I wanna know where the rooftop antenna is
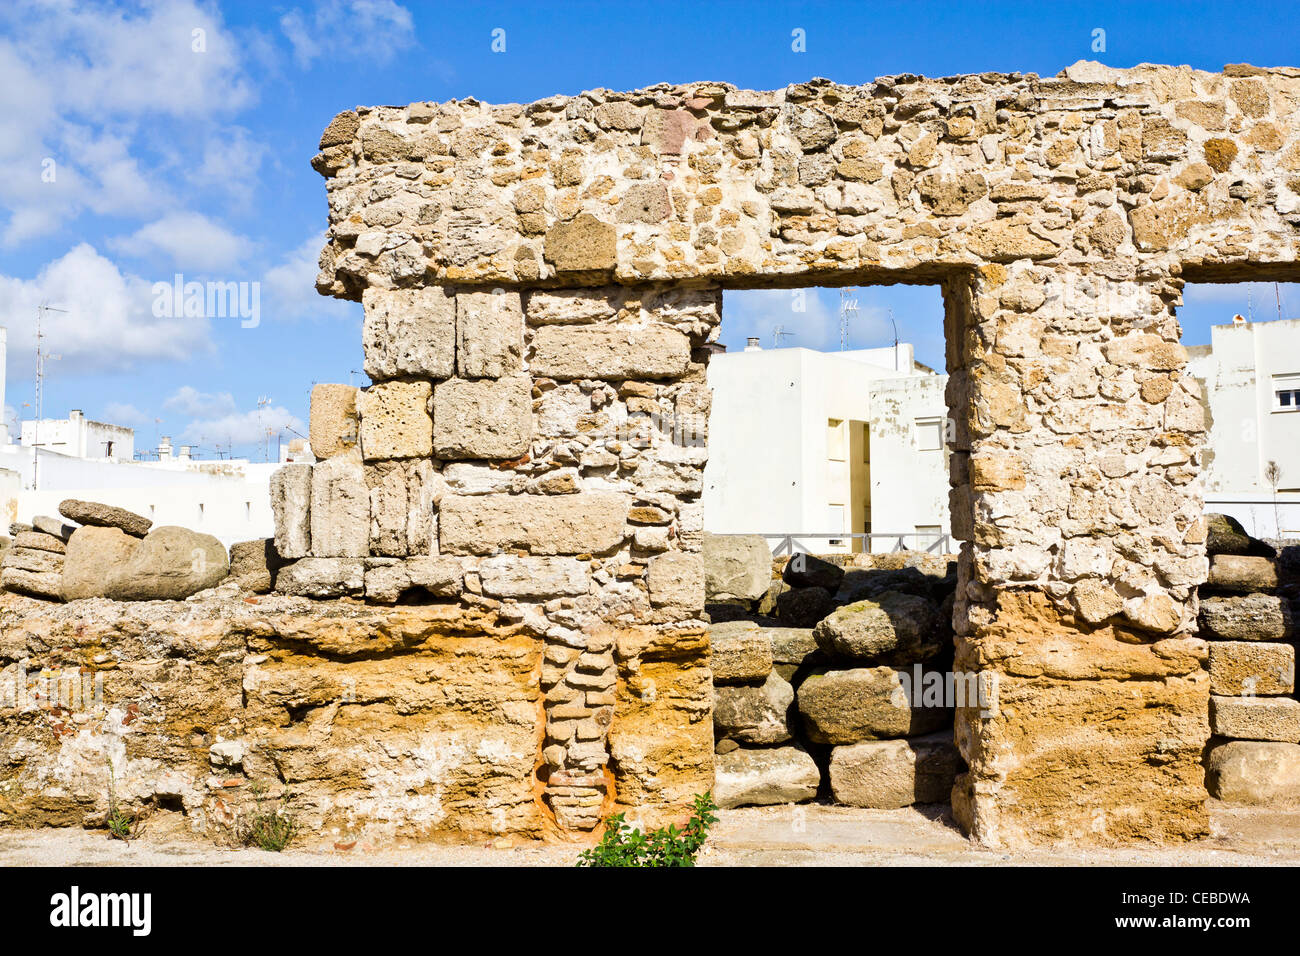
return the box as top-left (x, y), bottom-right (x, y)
top-left (772, 325), bottom-right (794, 348)
top-left (257, 396), bottom-right (272, 462)
top-left (1247, 287), bottom-right (1254, 323)
top-left (1276, 282), bottom-right (1284, 322)
top-left (839, 287), bottom-right (859, 351)
top-left (890, 309), bottom-right (899, 371)
top-left (33, 303), bottom-right (68, 491)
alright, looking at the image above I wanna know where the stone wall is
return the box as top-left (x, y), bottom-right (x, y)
top-left (287, 59), bottom-right (1298, 845)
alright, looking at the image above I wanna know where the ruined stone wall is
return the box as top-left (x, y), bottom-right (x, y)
top-left (287, 59), bottom-right (1300, 845)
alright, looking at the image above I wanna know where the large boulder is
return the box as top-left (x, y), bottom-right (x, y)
top-left (1206, 741), bottom-right (1300, 805)
top-left (62, 526), bottom-right (139, 601)
top-left (813, 591), bottom-right (942, 663)
top-left (782, 552), bottom-right (844, 592)
top-left (829, 733), bottom-right (960, 808)
top-left (709, 621), bottom-right (773, 684)
top-left (775, 585), bottom-right (835, 627)
top-left (58, 499), bottom-right (151, 537)
top-left (702, 533), bottom-right (772, 601)
top-left (796, 666), bottom-right (950, 744)
top-left (104, 526), bottom-right (229, 600)
top-left (1205, 513), bottom-right (1250, 556)
top-left (1199, 594), bottom-right (1292, 641)
top-left (714, 746), bottom-right (821, 808)
top-left (1207, 554), bottom-right (1277, 593)
top-left (714, 671), bottom-right (794, 745)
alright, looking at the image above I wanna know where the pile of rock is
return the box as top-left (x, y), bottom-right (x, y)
top-left (1201, 514), bottom-right (1300, 805)
top-left (706, 535), bottom-right (962, 810)
top-left (0, 499), bottom-right (273, 603)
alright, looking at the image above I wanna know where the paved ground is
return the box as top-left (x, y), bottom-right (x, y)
top-left (2, 801), bottom-right (1297, 866)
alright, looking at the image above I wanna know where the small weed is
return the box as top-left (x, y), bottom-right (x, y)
top-left (105, 764), bottom-right (136, 842)
top-left (577, 792), bottom-right (717, 867)
top-left (244, 785), bottom-right (298, 852)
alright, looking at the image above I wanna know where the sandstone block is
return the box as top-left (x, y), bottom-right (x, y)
top-left (813, 591), bottom-right (942, 664)
top-left (310, 452), bottom-right (370, 558)
top-left (1208, 641), bottom-right (1294, 696)
top-left (406, 555), bottom-right (464, 596)
top-left (0, 567), bottom-right (63, 601)
top-left (714, 671), bottom-right (794, 745)
top-left (276, 557), bottom-right (364, 598)
top-left (457, 291), bottom-right (523, 378)
top-left (1206, 741), bottom-right (1300, 805)
top-left (1199, 594), bottom-right (1292, 641)
top-left (1207, 554), bottom-right (1277, 593)
top-left (362, 286), bottom-right (456, 380)
top-left (309, 383), bottom-right (359, 459)
top-left (1205, 513), bottom-right (1250, 555)
top-left (14, 531), bottom-right (67, 554)
top-left (1211, 696), bottom-right (1300, 742)
top-left (432, 375), bottom-right (532, 460)
top-left (714, 746), bottom-right (820, 808)
top-left (796, 666), bottom-right (950, 744)
top-left (702, 533), bottom-right (772, 601)
top-left (366, 459), bottom-right (434, 557)
top-left (2, 547), bottom-right (64, 575)
top-left (359, 381), bottom-right (433, 461)
top-left (529, 326), bottom-right (691, 380)
top-left (523, 288), bottom-right (618, 325)
top-left (543, 213), bottom-right (616, 274)
top-left (709, 621), bottom-right (774, 684)
top-left (829, 733), bottom-right (960, 808)
top-left (478, 555), bottom-right (589, 598)
top-left (270, 463), bottom-right (312, 559)
top-left (62, 526), bottom-right (138, 601)
top-left (228, 539), bottom-right (277, 594)
top-left (31, 516), bottom-right (75, 541)
top-left (646, 550), bottom-right (704, 615)
top-left (439, 492), bottom-right (628, 555)
top-left (58, 499), bottom-right (151, 537)
top-left (105, 526), bottom-right (229, 601)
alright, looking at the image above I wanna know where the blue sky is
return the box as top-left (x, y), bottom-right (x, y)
top-left (0, 0), bottom-right (1296, 457)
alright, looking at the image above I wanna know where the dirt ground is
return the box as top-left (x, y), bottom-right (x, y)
top-left (2, 800), bottom-right (1298, 866)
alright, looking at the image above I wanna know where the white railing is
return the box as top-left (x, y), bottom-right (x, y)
top-left (762, 532), bottom-right (953, 556)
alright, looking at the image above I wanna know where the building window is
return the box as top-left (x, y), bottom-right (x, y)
top-left (1275, 375), bottom-right (1300, 412)
top-left (915, 417), bottom-right (944, 451)
top-left (827, 418), bottom-right (846, 461)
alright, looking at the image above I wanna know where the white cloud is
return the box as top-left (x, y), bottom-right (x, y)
top-left (102, 402), bottom-right (151, 427)
top-left (280, 0), bottom-right (416, 68)
top-left (187, 126), bottom-right (268, 203)
top-left (261, 231), bottom-right (359, 322)
top-left (164, 386), bottom-right (238, 419)
top-left (177, 402), bottom-right (304, 448)
top-left (109, 212), bottom-right (254, 272)
top-left (0, 244), bottom-right (213, 377)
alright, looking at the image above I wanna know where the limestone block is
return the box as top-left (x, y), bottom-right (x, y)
top-left (359, 381), bottom-right (433, 461)
top-left (1205, 513), bottom-right (1250, 555)
top-left (813, 591), bottom-right (942, 664)
top-left (714, 746), bottom-right (820, 808)
top-left (362, 286), bottom-right (455, 380)
top-left (58, 499), bottom-right (151, 537)
top-left (1206, 741), bottom-right (1300, 805)
top-left (0, 568), bottom-right (64, 601)
top-left (646, 550), bottom-right (704, 614)
top-left (457, 290), bottom-right (523, 378)
top-left (432, 375), bottom-right (532, 460)
top-left (366, 459), bottom-right (435, 557)
top-left (709, 621), bottom-right (774, 684)
top-left (439, 492), bottom-right (628, 555)
top-left (529, 326), bottom-right (691, 380)
top-left (1199, 594), bottom-right (1292, 641)
top-left (714, 671), bottom-right (794, 745)
top-left (2, 547), bottom-right (64, 575)
top-left (702, 533), bottom-right (772, 601)
top-left (14, 531), bottom-right (66, 554)
top-left (1207, 554), bottom-right (1277, 593)
top-left (478, 555), bottom-right (590, 598)
top-left (797, 667), bottom-right (950, 744)
top-left (1208, 641), bottom-right (1294, 696)
top-left (829, 733), bottom-right (960, 808)
top-left (31, 517), bottom-right (74, 541)
top-left (1211, 696), bottom-right (1300, 742)
top-left (62, 526), bottom-right (138, 601)
top-left (310, 451), bottom-right (370, 558)
top-left (309, 383), bottom-right (359, 459)
top-left (270, 463), bottom-right (312, 559)
top-left (104, 526), bottom-right (230, 601)
top-left (406, 555), bottom-right (464, 596)
top-left (277, 557), bottom-right (365, 598)
top-left (524, 288), bottom-right (618, 325)
top-left (543, 212), bottom-right (616, 273)
top-left (228, 539), bottom-right (276, 594)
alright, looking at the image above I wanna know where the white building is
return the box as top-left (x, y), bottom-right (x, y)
top-left (20, 409), bottom-right (134, 460)
top-left (702, 340), bottom-right (951, 554)
top-left (1187, 314), bottom-right (1300, 540)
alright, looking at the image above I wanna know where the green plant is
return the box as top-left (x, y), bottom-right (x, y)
top-left (577, 792), bottom-right (717, 867)
top-left (244, 784), bottom-right (298, 852)
top-left (106, 764), bottom-right (135, 842)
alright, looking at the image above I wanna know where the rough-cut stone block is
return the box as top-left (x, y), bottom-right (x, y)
top-left (529, 326), bottom-right (691, 380)
top-left (776, 585), bottom-right (835, 628)
top-left (58, 499), bottom-right (151, 537)
top-left (457, 291), bottom-right (523, 378)
top-left (1, 547), bottom-right (62, 575)
top-left (797, 666), bottom-right (950, 744)
top-left (1209, 641), bottom-right (1294, 696)
top-left (270, 463), bottom-right (312, 559)
top-left (309, 383), bottom-right (359, 459)
top-left (432, 375), bottom-right (531, 460)
top-left (543, 212), bottom-right (616, 273)
top-left (228, 539), bottom-right (276, 594)
top-left (1199, 594), bottom-right (1292, 641)
top-left (709, 621), bottom-right (774, 684)
top-left (1206, 741), bottom-right (1300, 805)
top-left (31, 517), bottom-right (74, 541)
top-left (366, 460), bottom-right (434, 557)
top-left (105, 526), bottom-right (229, 601)
top-left (62, 526), bottom-right (138, 601)
top-left (1211, 696), bottom-right (1300, 742)
top-left (646, 551), bottom-right (704, 615)
top-left (478, 555), bottom-right (589, 598)
top-left (524, 289), bottom-right (617, 325)
top-left (439, 492), bottom-right (628, 555)
top-left (1207, 554), bottom-right (1277, 593)
top-left (829, 733), bottom-right (960, 808)
top-left (277, 557), bottom-right (364, 598)
top-left (813, 591), bottom-right (942, 664)
top-left (310, 452), bottom-right (369, 558)
top-left (0, 567), bottom-right (63, 600)
top-left (1205, 513), bottom-right (1250, 555)
top-left (362, 286), bottom-right (455, 380)
top-left (14, 531), bottom-right (66, 554)
top-left (714, 746), bottom-right (820, 808)
top-left (782, 552), bottom-right (844, 591)
top-left (714, 671), bottom-right (794, 745)
top-left (703, 533), bottom-right (771, 601)
top-left (359, 381), bottom-right (433, 461)
top-left (406, 555), bottom-right (463, 596)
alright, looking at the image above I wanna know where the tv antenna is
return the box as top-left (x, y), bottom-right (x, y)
top-left (33, 303), bottom-right (67, 490)
top-left (890, 309), bottom-right (900, 370)
top-left (772, 325), bottom-right (794, 348)
top-left (839, 287), bottom-right (859, 351)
